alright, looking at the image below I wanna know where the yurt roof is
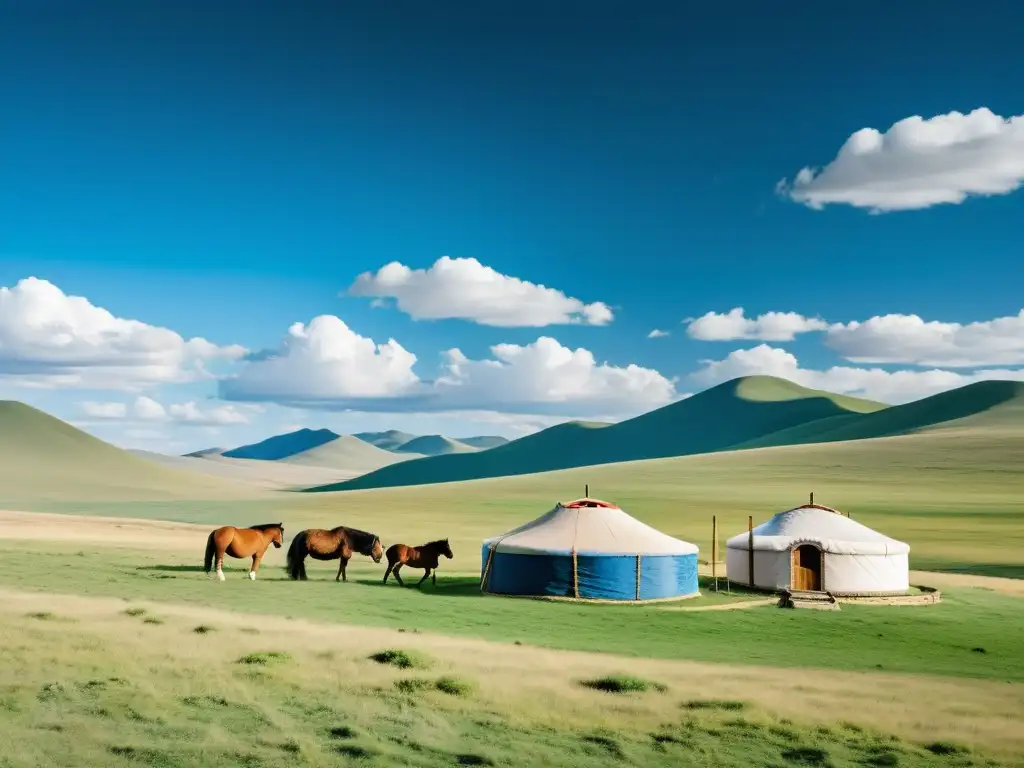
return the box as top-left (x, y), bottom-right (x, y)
top-left (725, 504), bottom-right (909, 555)
top-left (484, 498), bottom-right (697, 557)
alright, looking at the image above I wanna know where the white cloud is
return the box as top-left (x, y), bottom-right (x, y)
top-left (80, 396), bottom-right (249, 426)
top-left (686, 307), bottom-right (827, 341)
top-left (347, 256), bottom-right (614, 327)
top-left (825, 310), bottom-right (1024, 367)
top-left (433, 337), bottom-right (677, 415)
top-left (778, 107), bottom-right (1024, 212)
top-left (692, 344), bottom-right (1024, 404)
top-left (220, 315), bottom-right (421, 405)
top-left (647, 329), bottom-right (670, 338)
top-left (0, 277), bottom-right (246, 390)
top-left (220, 316), bottom-right (677, 416)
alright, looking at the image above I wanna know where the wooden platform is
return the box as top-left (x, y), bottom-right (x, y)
top-left (778, 589), bottom-right (841, 611)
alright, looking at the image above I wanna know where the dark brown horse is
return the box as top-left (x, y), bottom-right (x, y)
top-left (383, 539), bottom-right (454, 587)
top-left (286, 526), bottom-right (383, 581)
top-left (203, 523), bottom-right (284, 582)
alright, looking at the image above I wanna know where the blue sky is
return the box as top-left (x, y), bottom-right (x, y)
top-left (1, 0), bottom-right (1023, 454)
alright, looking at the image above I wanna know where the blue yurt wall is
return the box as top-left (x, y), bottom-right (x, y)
top-left (480, 498), bottom-right (699, 602)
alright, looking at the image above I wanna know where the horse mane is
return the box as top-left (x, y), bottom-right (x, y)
top-left (332, 526), bottom-right (379, 551)
top-left (423, 539), bottom-right (448, 549)
top-left (248, 522), bottom-right (284, 531)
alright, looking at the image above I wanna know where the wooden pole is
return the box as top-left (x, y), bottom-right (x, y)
top-left (711, 515), bottom-right (718, 591)
top-left (810, 491), bottom-right (814, 506)
top-left (585, 484), bottom-right (589, 498)
top-left (747, 515), bottom-right (755, 588)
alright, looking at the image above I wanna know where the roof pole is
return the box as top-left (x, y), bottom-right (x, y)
top-left (810, 491), bottom-right (814, 506)
top-left (585, 484), bottom-right (589, 498)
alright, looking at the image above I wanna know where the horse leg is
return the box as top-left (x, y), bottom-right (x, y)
top-left (383, 561), bottom-right (395, 584)
top-left (417, 568), bottom-right (430, 587)
top-left (249, 551), bottom-right (264, 581)
top-left (215, 547), bottom-right (226, 582)
top-left (432, 569), bottom-right (437, 586)
top-left (393, 564), bottom-right (404, 586)
top-left (336, 556), bottom-right (349, 583)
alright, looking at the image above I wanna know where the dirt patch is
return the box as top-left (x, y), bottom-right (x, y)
top-left (0, 510), bottom-right (209, 551)
top-left (657, 598), bottom-right (776, 612)
top-left (908, 570), bottom-right (1024, 597)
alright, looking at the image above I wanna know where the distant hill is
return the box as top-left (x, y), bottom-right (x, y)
top-left (0, 401), bottom-right (250, 501)
top-left (353, 430), bottom-right (419, 451)
top-left (223, 428), bottom-right (340, 460)
top-left (395, 435), bottom-right (478, 455)
top-left (457, 435), bottom-right (510, 450)
top-left (280, 435), bottom-right (422, 471)
top-left (184, 447), bottom-right (224, 458)
top-left (736, 380), bottom-right (1024, 449)
top-left (304, 376), bottom-right (888, 492)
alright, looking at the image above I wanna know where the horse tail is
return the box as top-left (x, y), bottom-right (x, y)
top-left (286, 531), bottom-right (308, 581)
top-left (203, 531), bottom-right (216, 574)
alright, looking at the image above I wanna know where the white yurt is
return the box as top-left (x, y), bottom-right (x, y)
top-left (481, 497), bottom-right (699, 601)
top-left (725, 502), bottom-right (910, 595)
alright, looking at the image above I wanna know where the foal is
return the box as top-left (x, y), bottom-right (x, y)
top-left (382, 539), bottom-right (454, 587)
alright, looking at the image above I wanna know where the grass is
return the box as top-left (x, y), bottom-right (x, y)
top-left (581, 675), bottom-right (667, 694)
top-left (369, 649), bottom-right (431, 669)
top-left (0, 544), bottom-right (1021, 683)
top-left (2, 595), bottom-right (1020, 767)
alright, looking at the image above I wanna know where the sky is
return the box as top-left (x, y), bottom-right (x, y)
top-left (1, 0), bottom-right (1023, 455)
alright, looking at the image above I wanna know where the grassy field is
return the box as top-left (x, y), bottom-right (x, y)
top-left (3, 583), bottom-right (1023, 767)
top-left (0, 542), bottom-right (1020, 684)
top-left (13, 421), bottom-right (1024, 579)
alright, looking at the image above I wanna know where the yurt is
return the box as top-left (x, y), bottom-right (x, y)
top-left (480, 497), bottom-right (699, 602)
top-left (725, 502), bottom-right (910, 595)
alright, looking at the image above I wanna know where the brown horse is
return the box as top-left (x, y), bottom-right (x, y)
top-left (203, 523), bottom-right (284, 582)
top-left (383, 539), bottom-right (454, 587)
top-left (286, 526), bottom-right (383, 581)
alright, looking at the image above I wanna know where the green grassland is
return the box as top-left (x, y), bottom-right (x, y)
top-left (5, 588), bottom-right (1021, 768)
top-left (0, 542), bottom-right (1020, 685)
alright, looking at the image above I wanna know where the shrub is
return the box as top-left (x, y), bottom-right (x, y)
top-left (581, 675), bottom-right (666, 694)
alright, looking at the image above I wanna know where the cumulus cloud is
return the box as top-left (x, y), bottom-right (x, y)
top-left (347, 256), bottom-right (614, 327)
top-left (686, 307), bottom-right (827, 341)
top-left (825, 310), bottom-right (1024, 367)
top-left (778, 107), bottom-right (1024, 213)
top-left (80, 396), bottom-right (249, 426)
top-left (647, 329), bottom-right (669, 338)
top-left (0, 277), bottom-right (246, 389)
top-left (691, 344), bottom-right (1024, 404)
top-left (220, 315), bottom-right (677, 416)
top-left (219, 315), bottom-right (421, 406)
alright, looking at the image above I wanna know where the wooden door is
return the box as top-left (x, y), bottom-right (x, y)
top-left (791, 545), bottom-right (822, 591)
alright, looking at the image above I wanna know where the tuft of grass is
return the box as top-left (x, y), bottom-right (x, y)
top-left (434, 676), bottom-right (474, 697)
top-left (25, 611), bottom-right (55, 620)
top-left (781, 745), bottom-right (831, 764)
top-left (235, 651), bottom-right (292, 666)
top-left (580, 675), bottom-right (667, 694)
top-left (581, 734), bottom-right (625, 759)
top-left (454, 754), bottom-right (494, 766)
top-left (334, 744), bottom-right (374, 759)
top-left (142, 616), bottom-right (163, 625)
top-left (394, 678), bottom-right (432, 694)
top-left (864, 751), bottom-right (901, 766)
top-left (328, 726), bottom-right (357, 740)
top-left (192, 625), bottom-right (215, 634)
top-left (123, 607), bottom-right (147, 617)
top-left (368, 649), bottom-right (430, 669)
top-left (924, 741), bottom-right (970, 756)
top-left (683, 699), bottom-right (748, 712)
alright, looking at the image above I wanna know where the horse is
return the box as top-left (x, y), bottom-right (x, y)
top-left (285, 526), bottom-right (383, 581)
top-left (203, 523), bottom-right (284, 582)
top-left (382, 539), bottom-right (454, 587)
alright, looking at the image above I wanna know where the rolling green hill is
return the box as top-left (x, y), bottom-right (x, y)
top-left (736, 380), bottom-right (1024, 450)
top-left (223, 428), bottom-right (340, 460)
top-left (352, 429), bottom-right (419, 451)
top-left (0, 401), bottom-right (251, 501)
top-left (305, 376), bottom-right (886, 492)
top-left (456, 435), bottom-right (509, 450)
top-left (395, 434), bottom-right (478, 455)
top-left (280, 434), bottom-right (423, 471)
